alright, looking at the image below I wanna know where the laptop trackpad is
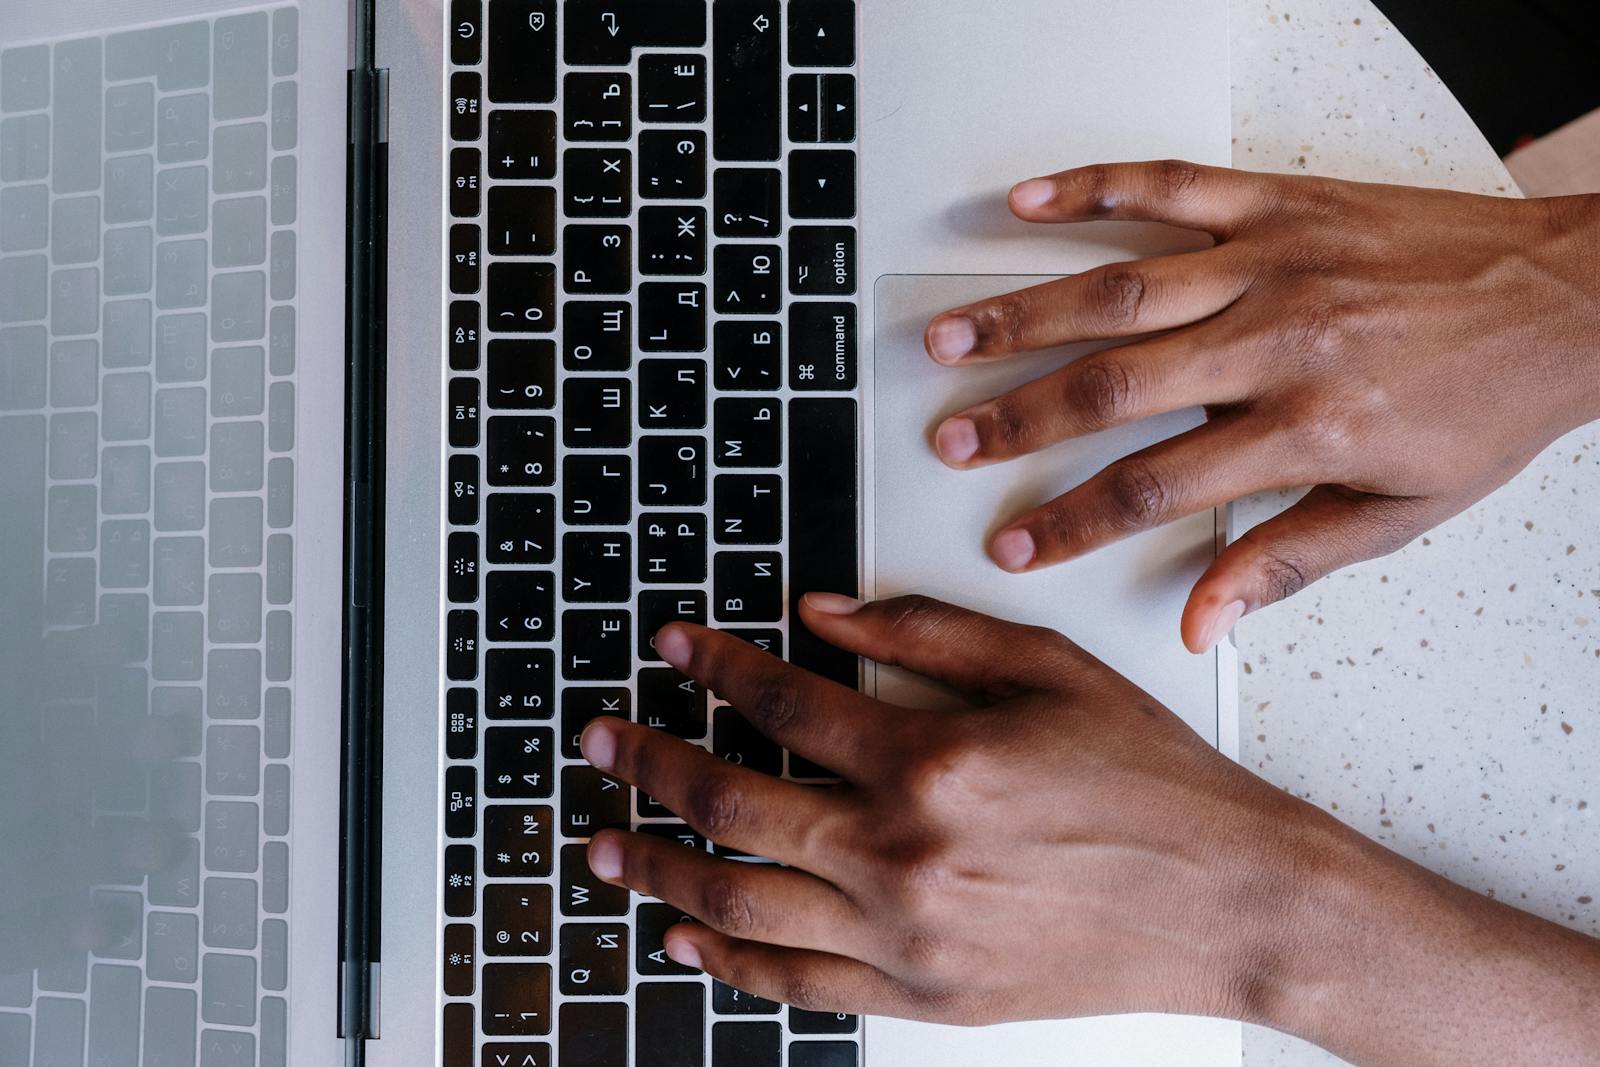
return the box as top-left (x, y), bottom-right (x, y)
top-left (869, 275), bottom-right (1220, 742)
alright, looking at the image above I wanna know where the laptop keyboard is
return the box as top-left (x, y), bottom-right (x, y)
top-left (0, 8), bottom-right (297, 1067)
top-left (442, 2), bottom-right (862, 1065)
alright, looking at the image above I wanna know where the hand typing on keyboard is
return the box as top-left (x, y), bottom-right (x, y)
top-left (576, 595), bottom-right (1600, 1064)
top-left (920, 161), bottom-right (1600, 654)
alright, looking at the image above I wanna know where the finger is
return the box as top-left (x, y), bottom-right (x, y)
top-left (1007, 159), bottom-right (1280, 235)
top-left (652, 623), bottom-right (903, 780)
top-left (924, 248), bottom-right (1248, 365)
top-left (588, 830), bottom-right (867, 957)
top-left (989, 418), bottom-right (1309, 574)
top-left (934, 324), bottom-right (1254, 468)
top-left (660, 925), bottom-right (919, 1019)
top-left (1181, 486), bottom-right (1435, 653)
top-left (581, 718), bottom-right (845, 866)
top-left (799, 593), bottom-right (1074, 701)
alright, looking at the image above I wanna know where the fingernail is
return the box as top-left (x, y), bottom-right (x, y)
top-left (926, 317), bottom-right (977, 364)
top-left (1202, 600), bottom-right (1248, 652)
top-left (580, 720), bottom-right (618, 772)
top-left (805, 592), bottom-right (864, 616)
top-left (587, 835), bottom-right (624, 882)
top-left (991, 528), bottom-right (1036, 572)
top-left (1011, 178), bottom-right (1055, 211)
top-left (655, 625), bottom-right (693, 672)
top-left (664, 934), bottom-right (703, 970)
top-left (935, 417), bottom-right (980, 466)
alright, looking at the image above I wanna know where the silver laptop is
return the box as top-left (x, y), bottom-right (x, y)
top-left (0, 2), bottom-right (1237, 1064)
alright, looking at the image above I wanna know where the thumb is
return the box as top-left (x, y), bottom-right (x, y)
top-left (1182, 486), bottom-right (1433, 654)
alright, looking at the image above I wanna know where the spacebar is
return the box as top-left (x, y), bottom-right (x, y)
top-left (788, 398), bottom-right (859, 689)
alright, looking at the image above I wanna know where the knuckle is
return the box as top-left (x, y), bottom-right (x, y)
top-left (1153, 158), bottom-right (1204, 202)
top-left (972, 293), bottom-right (1030, 352)
top-left (1103, 460), bottom-right (1172, 528)
top-left (1254, 546), bottom-right (1311, 604)
top-left (745, 673), bottom-right (805, 738)
top-left (1092, 268), bottom-right (1150, 330)
top-left (1067, 358), bottom-right (1136, 430)
top-left (776, 969), bottom-right (835, 1013)
top-left (1077, 164), bottom-right (1118, 216)
top-left (701, 875), bottom-right (760, 936)
top-left (980, 394), bottom-right (1030, 451)
top-left (1291, 411), bottom-right (1359, 463)
top-left (879, 595), bottom-right (958, 645)
top-left (685, 772), bottom-right (745, 842)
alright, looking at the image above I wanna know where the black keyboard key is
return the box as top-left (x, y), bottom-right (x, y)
top-left (641, 207), bottom-right (707, 276)
top-left (714, 398), bottom-right (781, 467)
top-left (482, 962), bottom-right (552, 1036)
top-left (481, 1045), bottom-right (552, 1067)
top-left (713, 321), bottom-right (782, 391)
top-left (485, 649), bottom-right (555, 718)
top-left (447, 610), bottom-right (480, 680)
top-left (639, 436), bottom-right (707, 505)
top-left (791, 226), bottom-right (857, 296)
top-left (639, 513), bottom-right (707, 584)
top-left (561, 610), bottom-right (633, 681)
top-left (788, 1), bottom-right (855, 67)
top-left (486, 570), bottom-right (555, 643)
top-left (640, 284), bottom-right (708, 353)
top-left (488, 339), bottom-right (555, 410)
top-left (713, 0), bottom-right (780, 160)
top-left (638, 983), bottom-right (705, 1066)
top-left (450, 378), bottom-right (482, 448)
top-left (790, 1010), bottom-right (859, 1036)
top-left (564, 226), bottom-right (632, 294)
top-left (450, 71), bottom-right (483, 141)
top-left (639, 359), bottom-right (706, 429)
top-left (484, 805), bottom-right (555, 879)
top-left (713, 169), bottom-right (781, 237)
top-left (712, 1022), bottom-right (780, 1066)
top-left (563, 378), bottom-right (632, 448)
top-left (488, 262), bottom-right (556, 333)
top-left (487, 493), bottom-right (556, 565)
top-left (449, 300), bottom-right (482, 370)
top-left (487, 415), bottom-right (556, 487)
top-left (487, 109), bottom-right (557, 179)
top-left (486, 726), bottom-right (555, 799)
top-left (451, 0), bottom-right (483, 64)
top-left (714, 475), bottom-right (782, 544)
top-left (640, 54), bottom-right (706, 122)
top-left (640, 131), bottom-right (707, 200)
top-left (561, 766), bottom-right (630, 837)
top-left (714, 984), bottom-right (781, 1016)
top-left (821, 74), bottom-right (856, 141)
top-left (443, 1003), bottom-right (474, 1067)
top-left (449, 454), bottom-right (481, 525)
top-left (488, 0), bottom-right (557, 102)
top-left (713, 706), bottom-right (783, 774)
top-left (565, 302), bottom-right (632, 371)
top-left (562, 688), bottom-right (630, 758)
top-left (559, 1002), bottom-right (628, 1067)
top-left (443, 843), bottom-right (477, 917)
top-left (714, 245), bottom-right (782, 314)
top-left (444, 923), bottom-right (476, 996)
top-left (728, 628), bottom-right (783, 657)
top-left (559, 924), bottom-right (629, 995)
top-left (446, 688), bottom-right (481, 760)
top-left (488, 185), bottom-right (556, 256)
top-left (450, 147), bottom-right (482, 217)
top-left (564, 149), bottom-right (632, 217)
top-left (561, 843), bottom-right (629, 916)
top-left (789, 399), bottom-right (859, 686)
top-left (565, 72), bottom-right (632, 141)
top-left (790, 1042), bottom-right (859, 1067)
top-left (636, 667), bottom-right (708, 739)
top-left (450, 224), bottom-right (482, 294)
top-left (445, 765), bottom-right (478, 838)
top-left (713, 552), bottom-right (783, 623)
top-left (639, 823), bottom-right (707, 850)
top-left (563, 455), bottom-right (632, 526)
top-left (565, 0), bottom-right (707, 66)
top-left (636, 907), bottom-right (699, 977)
top-left (447, 531), bottom-right (481, 603)
top-left (638, 591), bottom-right (707, 659)
top-left (790, 304), bottom-right (857, 391)
top-left (788, 150), bottom-right (855, 219)
top-left (563, 532), bottom-right (632, 603)
top-left (484, 882), bottom-right (553, 956)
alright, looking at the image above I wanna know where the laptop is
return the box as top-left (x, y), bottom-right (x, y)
top-left (0, 1), bottom-right (1237, 1064)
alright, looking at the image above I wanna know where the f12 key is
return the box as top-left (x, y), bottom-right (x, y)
top-left (566, 1), bottom-right (707, 66)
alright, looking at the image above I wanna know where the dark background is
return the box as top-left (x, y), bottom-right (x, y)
top-left (1372, 0), bottom-right (1600, 155)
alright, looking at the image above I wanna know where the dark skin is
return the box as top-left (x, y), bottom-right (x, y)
top-left (582, 163), bottom-right (1600, 1062)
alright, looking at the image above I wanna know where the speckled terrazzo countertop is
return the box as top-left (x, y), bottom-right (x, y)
top-left (1228, 3), bottom-right (1599, 1064)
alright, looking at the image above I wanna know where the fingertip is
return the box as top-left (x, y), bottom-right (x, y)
top-left (934, 417), bottom-right (980, 467)
top-left (925, 316), bottom-right (977, 364)
top-left (578, 718), bottom-right (620, 772)
top-left (1009, 177), bottom-right (1056, 215)
top-left (801, 592), bottom-right (865, 617)
top-left (654, 624), bottom-right (694, 672)
top-left (989, 528), bottom-right (1037, 573)
top-left (663, 926), bottom-right (704, 970)
top-left (586, 832), bottom-right (625, 882)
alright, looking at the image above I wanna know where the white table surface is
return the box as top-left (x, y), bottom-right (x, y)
top-left (1228, 2), bottom-right (1600, 1063)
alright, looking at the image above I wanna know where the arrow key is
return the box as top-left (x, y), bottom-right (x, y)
top-left (821, 73), bottom-right (857, 142)
top-left (788, 0), bottom-right (856, 67)
top-left (788, 149), bottom-right (856, 219)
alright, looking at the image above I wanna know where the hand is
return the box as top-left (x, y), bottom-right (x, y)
top-left (581, 596), bottom-right (1600, 1065)
top-left (922, 163), bottom-right (1600, 652)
